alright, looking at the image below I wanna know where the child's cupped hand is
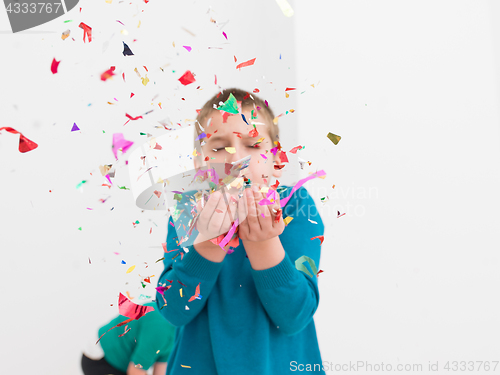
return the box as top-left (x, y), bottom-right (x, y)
top-left (237, 184), bottom-right (285, 243)
top-left (194, 190), bottom-right (238, 243)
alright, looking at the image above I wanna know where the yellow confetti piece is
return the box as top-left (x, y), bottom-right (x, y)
top-left (285, 92), bottom-right (289, 98)
top-left (105, 0), bottom-right (112, 3)
top-left (181, 365), bottom-right (191, 368)
top-left (142, 75), bottom-right (150, 86)
top-left (192, 148), bottom-right (199, 157)
top-left (225, 147), bottom-right (236, 154)
top-left (137, 20), bottom-right (141, 28)
top-left (258, 186), bottom-right (269, 193)
top-left (283, 217), bottom-right (293, 226)
top-left (275, 0), bottom-right (294, 17)
top-left (156, 350), bottom-right (160, 354)
top-left (120, 29), bottom-right (128, 35)
top-left (273, 117), bottom-right (279, 125)
top-left (180, 288), bottom-right (183, 297)
top-left (327, 132), bottom-right (341, 145)
top-left (126, 265), bottom-right (136, 274)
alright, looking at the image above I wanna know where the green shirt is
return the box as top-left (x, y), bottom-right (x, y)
top-left (98, 302), bottom-right (176, 372)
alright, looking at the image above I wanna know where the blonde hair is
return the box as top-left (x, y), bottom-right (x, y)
top-left (193, 88), bottom-right (279, 155)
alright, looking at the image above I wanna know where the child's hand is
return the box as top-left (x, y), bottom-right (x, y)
top-left (237, 184), bottom-right (285, 243)
top-left (194, 190), bottom-right (238, 242)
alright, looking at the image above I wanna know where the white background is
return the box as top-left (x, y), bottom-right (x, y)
top-left (1, 1), bottom-right (499, 374)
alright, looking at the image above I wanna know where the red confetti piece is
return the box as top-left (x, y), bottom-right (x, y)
top-left (178, 70), bottom-right (196, 85)
top-left (274, 209), bottom-right (282, 223)
top-left (214, 74), bottom-right (217, 85)
top-left (317, 270), bottom-right (324, 277)
top-left (253, 88), bottom-right (260, 93)
top-left (236, 58), bottom-right (256, 69)
top-left (285, 87), bottom-right (296, 91)
top-left (0, 127), bottom-right (38, 153)
top-left (310, 235), bottom-right (324, 245)
top-left (96, 317), bottom-right (133, 344)
top-left (125, 113), bottom-right (143, 121)
top-left (249, 127), bottom-right (259, 137)
top-left (78, 22), bottom-right (92, 43)
top-left (118, 292), bottom-right (154, 319)
top-left (279, 151), bottom-right (289, 163)
top-left (188, 283), bottom-right (201, 302)
top-left (243, 92), bottom-right (250, 100)
top-left (101, 66), bottom-right (116, 81)
top-left (289, 145), bottom-right (303, 154)
top-left (337, 211), bottom-right (346, 218)
top-left (270, 180), bottom-right (280, 190)
top-left (153, 190), bottom-right (162, 198)
top-left (177, 280), bottom-right (187, 287)
top-left (51, 58), bottom-right (60, 74)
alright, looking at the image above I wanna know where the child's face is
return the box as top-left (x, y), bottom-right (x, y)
top-left (195, 109), bottom-right (281, 187)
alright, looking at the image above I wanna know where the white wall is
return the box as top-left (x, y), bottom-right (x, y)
top-left (1, 0), bottom-right (499, 374)
top-left (0, 0), bottom-right (297, 373)
top-left (294, 0), bottom-right (500, 373)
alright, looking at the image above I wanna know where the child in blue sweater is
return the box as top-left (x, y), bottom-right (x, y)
top-left (156, 88), bottom-right (325, 374)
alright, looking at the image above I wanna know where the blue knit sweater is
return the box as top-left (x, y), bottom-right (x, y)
top-left (156, 185), bottom-right (325, 374)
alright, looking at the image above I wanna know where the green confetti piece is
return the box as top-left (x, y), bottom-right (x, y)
top-left (78, 227), bottom-right (82, 231)
top-left (295, 255), bottom-right (318, 278)
top-left (63, 20), bottom-right (73, 23)
top-left (141, 282), bottom-right (146, 288)
top-left (173, 193), bottom-right (183, 202)
top-left (118, 186), bottom-right (130, 190)
top-left (326, 132), bottom-right (341, 145)
top-left (171, 207), bottom-right (182, 222)
top-left (251, 109), bottom-right (257, 120)
top-left (135, 220), bottom-right (140, 224)
top-left (216, 93), bottom-right (239, 114)
top-left (76, 180), bottom-right (87, 189)
top-left (140, 132), bottom-right (146, 135)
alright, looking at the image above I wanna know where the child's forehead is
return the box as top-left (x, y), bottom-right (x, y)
top-left (205, 110), bottom-right (270, 138)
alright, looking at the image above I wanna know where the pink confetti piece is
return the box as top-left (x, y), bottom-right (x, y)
top-left (183, 46), bottom-right (192, 52)
top-left (280, 170), bottom-right (326, 208)
top-left (112, 133), bottom-right (134, 160)
top-left (118, 293), bottom-right (154, 319)
top-left (260, 154), bottom-right (267, 159)
top-left (219, 219), bottom-right (238, 249)
top-left (222, 31), bottom-right (227, 40)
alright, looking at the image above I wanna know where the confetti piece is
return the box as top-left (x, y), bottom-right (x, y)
top-left (71, 123), bottom-right (80, 132)
top-left (274, 0), bottom-right (294, 17)
top-left (181, 365), bottom-right (191, 368)
top-left (183, 46), bottom-right (192, 52)
top-left (280, 170), bottom-right (326, 207)
top-left (283, 216), bottom-right (293, 226)
top-left (180, 288), bottom-right (183, 297)
top-left (222, 31), bottom-right (227, 40)
top-left (51, 58), bottom-right (60, 74)
top-left (101, 66), bottom-right (116, 81)
top-left (327, 132), bottom-right (341, 145)
top-left (178, 70), bottom-right (196, 85)
top-left (279, 151), bottom-right (289, 163)
top-left (236, 57), bottom-right (256, 70)
top-left (0, 127), bottom-right (38, 153)
top-left (289, 145), bottom-right (303, 154)
top-left (76, 180), bottom-right (87, 189)
top-left (126, 265), bottom-right (136, 274)
top-left (122, 41), bottom-right (134, 56)
top-left (121, 260), bottom-right (126, 264)
top-left (78, 22), bottom-right (92, 43)
top-left (217, 93), bottom-right (239, 114)
top-left (308, 219), bottom-right (317, 224)
top-left (153, 190), bottom-right (162, 198)
top-left (118, 327), bottom-right (131, 337)
top-left (337, 211), bottom-right (346, 218)
top-left (61, 29), bottom-right (70, 40)
top-left (118, 292), bottom-right (154, 319)
top-left (112, 133), bottom-right (134, 160)
top-left (186, 283), bottom-right (201, 307)
top-left (316, 270), bottom-right (324, 277)
top-left (295, 255), bottom-right (318, 278)
top-left (249, 126), bottom-right (259, 137)
top-left (225, 147), bottom-right (236, 154)
top-left (310, 235), bottom-right (324, 245)
top-left (274, 208), bottom-right (282, 223)
top-left (96, 317), bottom-right (134, 344)
top-left (219, 220), bottom-right (239, 249)
top-left (155, 285), bottom-right (171, 295)
top-left (332, 184), bottom-right (335, 189)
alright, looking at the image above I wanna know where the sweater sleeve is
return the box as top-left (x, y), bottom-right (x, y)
top-left (250, 186), bottom-right (324, 336)
top-left (156, 215), bottom-right (225, 327)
